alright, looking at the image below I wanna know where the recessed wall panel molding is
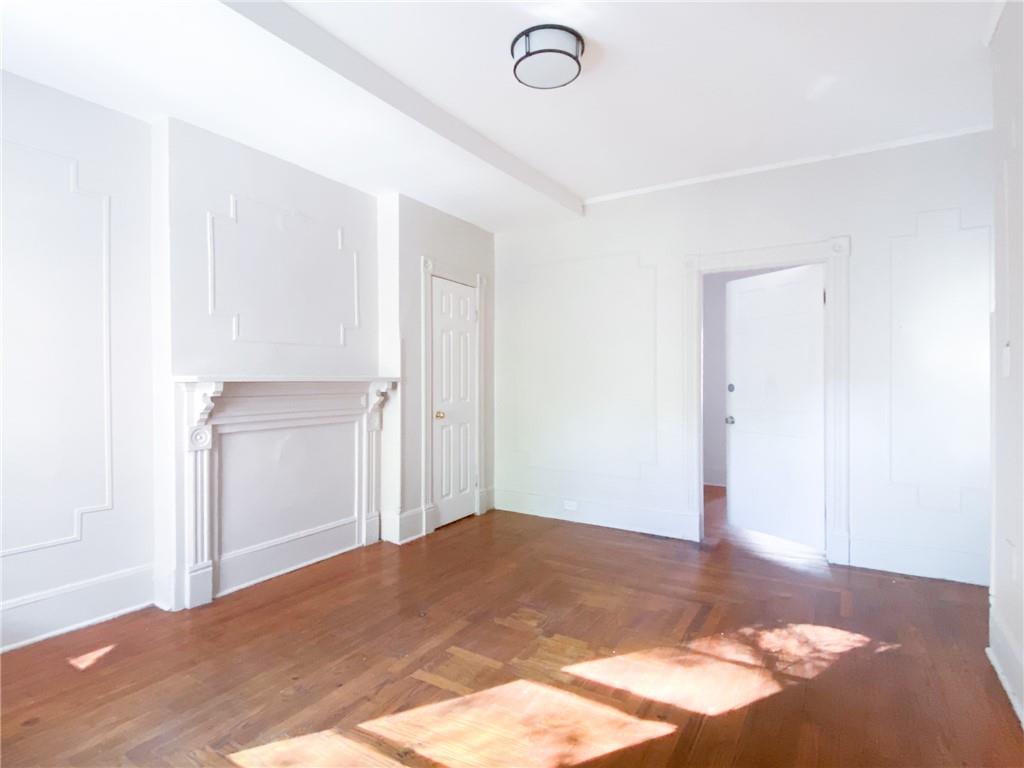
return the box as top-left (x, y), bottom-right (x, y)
top-left (890, 209), bottom-right (991, 506)
top-left (495, 249), bottom-right (689, 540)
top-left (1, 73), bottom-right (153, 649)
top-left (167, 120), bottom-right (378, 378)
top-left (496, 132), bottom-right (993, 580)
top-left (507, 253), bottom-right (659, 479)
top-left (0, 141), bottom-right (112, 556)
top-left (206, 193), bottom-right (359, 347)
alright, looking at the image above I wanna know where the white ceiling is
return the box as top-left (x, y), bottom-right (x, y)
top-left (0, 0), bottom-right (575, 232)
top-left (292, 1), bottom-right (995, 200)
top-left (2, 1), bottom-right (997, 232)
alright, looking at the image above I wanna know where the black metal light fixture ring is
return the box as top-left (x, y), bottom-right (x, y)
top-left (512, 51), bottom-right (580, 89)
top-left (509, 24), bottom-right (586, 58)
top-left (510, 24), bottom-right (585, 90)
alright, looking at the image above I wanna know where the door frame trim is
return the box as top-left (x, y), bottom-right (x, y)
top-left (421, 262), bottom-right (485, 536)
top-left (683, 237), bottom-right (851, 564)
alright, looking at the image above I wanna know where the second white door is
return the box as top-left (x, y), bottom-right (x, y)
top-left (431, 276), bottom-right (477, 527)
top-left (725, 264), bottom-right (826, 551)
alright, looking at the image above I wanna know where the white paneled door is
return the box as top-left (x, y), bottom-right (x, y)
top-left (725, 265), bottom-right (826, 551)
top-left (432, 276), bottom-right (477, 527)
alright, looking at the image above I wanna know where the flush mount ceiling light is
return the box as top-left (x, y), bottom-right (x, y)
top-left (511, 24), bottom-right (585, 89)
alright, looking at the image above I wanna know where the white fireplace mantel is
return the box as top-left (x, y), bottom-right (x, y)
top-left (173, 376), bottom-right (397, 608)
top-left (174, 374), bottom-right (395, 383)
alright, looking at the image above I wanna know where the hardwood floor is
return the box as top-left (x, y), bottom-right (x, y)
top-left (2, 491), bottom-right (1021, 767)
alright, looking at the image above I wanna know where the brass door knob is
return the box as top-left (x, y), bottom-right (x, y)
top-left (435, 410), bottom-right (446, 419)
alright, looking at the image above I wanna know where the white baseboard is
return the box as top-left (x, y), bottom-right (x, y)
top-left (380, 506), bottom-right (402, 543)
top-left (1, 565), bottom-right (153, 652)
top-left (477, 487), bottom-right (495, 514)
top-left (424, 503), bottom-right (440, 535)
top-left (381, 506), bottom-right (427, 544)
top-left (851, 535), bottom-right (988, 585)
top-left (988, 613), bottom-right (1024, 725)
top-left (151, 566), bottom-right (178, 612)
top-left (365, 514), bottom-right (381, 544)
top-left (216, 517), bottom-right (360, 597)
top-left (494, 489), bottom-right (699, 541)
top-left (826, 531), bottom-right (851, 566)
top-left (399, 505), bottom-right (427, 543)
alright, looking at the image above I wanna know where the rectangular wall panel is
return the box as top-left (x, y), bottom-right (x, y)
top-left (0, 74), bottom-right (153, 650)
top-left (167, 120), bottom-right (379, 378)
top-left (495, 132), bottom-right (993, 582)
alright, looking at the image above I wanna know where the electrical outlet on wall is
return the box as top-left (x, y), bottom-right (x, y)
top-left (562, 499), bottom-right (578, 513)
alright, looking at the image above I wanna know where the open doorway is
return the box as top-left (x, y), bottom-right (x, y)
top-left (701, 265), bottom-right (827, 557)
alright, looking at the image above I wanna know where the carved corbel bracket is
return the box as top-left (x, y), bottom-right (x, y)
top-left (367, 379), bottom-right (395, 432)
top-left (186, 381), bottom-right (224, 452)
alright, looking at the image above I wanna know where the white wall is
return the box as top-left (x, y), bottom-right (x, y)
top-left (701, 268), bottom-right (776, 486)
top-left (496, 132), bottom-right (993, 584)
top-left (988, 0), bottom-right (1023, 723)
top-left (166, 120), bottom-right (378, 378)
top-left (151, 121), bottom-right (384, 609)
top-left (1, 74), bottom-right (154, 649)
top-left (0, 77), bottom-right (496, 642)
top-left (386, 195), bottom-right (495, 542)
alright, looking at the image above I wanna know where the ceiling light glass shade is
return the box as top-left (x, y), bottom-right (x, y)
top-left (511, 24), bottom-right (585, 89)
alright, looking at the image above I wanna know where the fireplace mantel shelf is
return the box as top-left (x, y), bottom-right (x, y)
top-left (174, 374), bottom-right (399, 384)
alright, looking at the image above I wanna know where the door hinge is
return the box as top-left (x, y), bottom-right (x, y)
top-left (823, 289), bottom-right (827, 305)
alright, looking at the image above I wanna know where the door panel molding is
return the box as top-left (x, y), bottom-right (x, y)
top-left (421, 260), bottom-right (486, 537)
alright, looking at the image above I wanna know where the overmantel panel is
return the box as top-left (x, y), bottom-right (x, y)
top-left (166, 120), bottom-right (379, 379)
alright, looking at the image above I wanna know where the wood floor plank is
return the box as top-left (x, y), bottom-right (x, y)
top-left (2, 492), bottom-right (1021, 767)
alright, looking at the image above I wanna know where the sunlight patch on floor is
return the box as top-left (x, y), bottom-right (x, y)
top-left (733, 622), bottom-right (871, 679)
top-left (229, 731), bottom-right (403, 767)
top-left (66, 644), bottom-right (116, 671)
top-left (564, 645), bottom-right (785, 716)
top-left (359, 679), bottom-right (675, 768)
top-left (563, 623), bottom-right (871, 715)
top-left (723, 526), bottom-right (830, 572)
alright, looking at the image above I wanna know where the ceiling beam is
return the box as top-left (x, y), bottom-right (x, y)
top-left (224, 1), bottom-right (583, 216)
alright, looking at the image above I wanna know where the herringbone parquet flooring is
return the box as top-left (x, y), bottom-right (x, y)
top-left (2, 490), bottom-right (1021, 767)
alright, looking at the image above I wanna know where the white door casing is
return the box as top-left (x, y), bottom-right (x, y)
top-left (725, 265), bottom-right (826, 551)
top-left (431, 276), bottom-right (478, 527)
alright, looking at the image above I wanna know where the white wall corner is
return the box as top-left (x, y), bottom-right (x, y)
top-left (423, 504), bottom-right (440, 536)
top-left (983, 1), bottom-right (1009, 47)
top-left (365, 513), bottom-right (381, 544)
top-left (477, 487), bottom-right (495, 514)
top-left (380, 506), bottom-right (402, 544)
top-left (385, 505), bottom-right (430, 544)
top-left (151, 117), bottom-right (182, 612)
top-left (826, 532), bottom-right (852, 567)
top-left (376, 197), bottom-right (403, 542)
top-left (988, 610), bottom-right (1024, 725)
